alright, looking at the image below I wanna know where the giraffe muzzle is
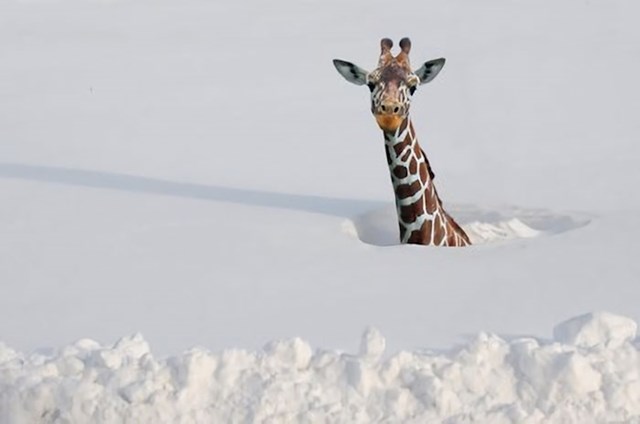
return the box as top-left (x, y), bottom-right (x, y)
top-left (374, 113), bottom-right (404, 133)
top-left (374, 100), bottom-right (405, 132)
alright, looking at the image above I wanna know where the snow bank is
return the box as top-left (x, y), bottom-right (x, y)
top-left (2, 313), bottom-right (640, 423)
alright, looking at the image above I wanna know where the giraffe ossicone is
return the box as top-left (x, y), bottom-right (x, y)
top-left (333, 37), bottom-right (471, 247)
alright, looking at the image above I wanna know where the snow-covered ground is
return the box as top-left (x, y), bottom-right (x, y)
top-left (1, 0), bottom-right (640, 421)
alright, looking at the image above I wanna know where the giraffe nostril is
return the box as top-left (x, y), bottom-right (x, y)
top-left (393, 106), bottom-right (400, 113)
top-left (381, 105), bottom-right (386, 112)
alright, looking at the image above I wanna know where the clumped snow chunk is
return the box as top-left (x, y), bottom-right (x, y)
top-left (3, 313), bottom-right (640, 423)
top-left (359, 326), bottom-right (385, 362)
top-left (553, 312), bottom-right (637, 349)
top-left (464, 218), bottom-right (542, 244)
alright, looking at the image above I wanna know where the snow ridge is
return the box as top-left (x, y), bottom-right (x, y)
top-left (2, 312), bottom-right (639, 423)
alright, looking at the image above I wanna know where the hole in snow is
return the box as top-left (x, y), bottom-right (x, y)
top-left (345, 204), bottom-right (591, 247)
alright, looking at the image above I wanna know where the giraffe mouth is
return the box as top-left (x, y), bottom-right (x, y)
top-left (374, 114), bottom-right (404, 133)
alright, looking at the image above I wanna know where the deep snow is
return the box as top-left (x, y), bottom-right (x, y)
top-left (2, 313), bottom-right (640, 423)
top-left (1, 0), bottom-right (640, 421)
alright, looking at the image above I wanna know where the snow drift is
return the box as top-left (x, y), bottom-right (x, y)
top-left (2, 312), bottom-right (640, 423)
top-left (347, 204), bottom-right (590, 246)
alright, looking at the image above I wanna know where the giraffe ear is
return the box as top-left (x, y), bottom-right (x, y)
top-left (414, 58), bottom-right (446, 85)
top-left (332, 59), bottom-right (369, 86)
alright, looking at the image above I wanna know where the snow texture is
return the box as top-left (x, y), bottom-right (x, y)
top-left (2, 313), bottom-right (640, 423)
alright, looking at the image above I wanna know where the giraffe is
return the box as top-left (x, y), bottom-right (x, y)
top-left (333, 37), bottom-right (471, 247)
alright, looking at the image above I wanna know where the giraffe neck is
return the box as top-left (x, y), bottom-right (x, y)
top-left (383, 116), bottom-right (471, 246)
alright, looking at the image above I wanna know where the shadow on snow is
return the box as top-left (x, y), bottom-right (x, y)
top-left (0, 162), bottom-right (383, 218)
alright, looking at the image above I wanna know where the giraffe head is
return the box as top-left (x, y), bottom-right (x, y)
top-left (333, 37), bottom-right (445, 133)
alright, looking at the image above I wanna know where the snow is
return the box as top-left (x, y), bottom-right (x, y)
top-left (553, 312), bottom-right (638, 350)
top-left (3, 313), bottom-right (640, 423)
top-left (1, 0), bottom-right (640, 421)
top-left (350, 203), bottom-right (589, 246)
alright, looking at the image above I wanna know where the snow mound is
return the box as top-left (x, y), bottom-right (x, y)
top-left (464, 217), bottom-right (541, 244)
top-left (349, 204), bottom-right (590, 246)
top-left (1, 312), bottom-right (639, 423)
top-left (553, 312), bottom-right (637, 349)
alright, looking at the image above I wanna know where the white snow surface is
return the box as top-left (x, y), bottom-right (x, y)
top-left (2, 0), bottom-right (640, 421)
top-left (2, 312), bottom-right (640, 423)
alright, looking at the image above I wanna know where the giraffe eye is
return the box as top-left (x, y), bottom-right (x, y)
top-left (367, 82), bottom-right (375, 92)
top-left (409, 86), bottom-right (417, 95)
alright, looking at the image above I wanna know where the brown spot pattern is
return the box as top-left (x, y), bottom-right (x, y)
top-left (413, 144), bottom-right (421, 157)
top-left (395, 180), bottom-right (422, 199)
top-left (431, 214), bottom-right (444, 245)
top-left (393, 142), bottom-right (407, 157)
top-left (393, 166), bottom-right (408, 178)
top-left (409, 158), bottom-right (417, 174)
top-left (419, 165), bottom-right (428, 182)
top-left (399, 201), bottom-right (424, 224)
top-left (425, 186), bottom-right (438, 214)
